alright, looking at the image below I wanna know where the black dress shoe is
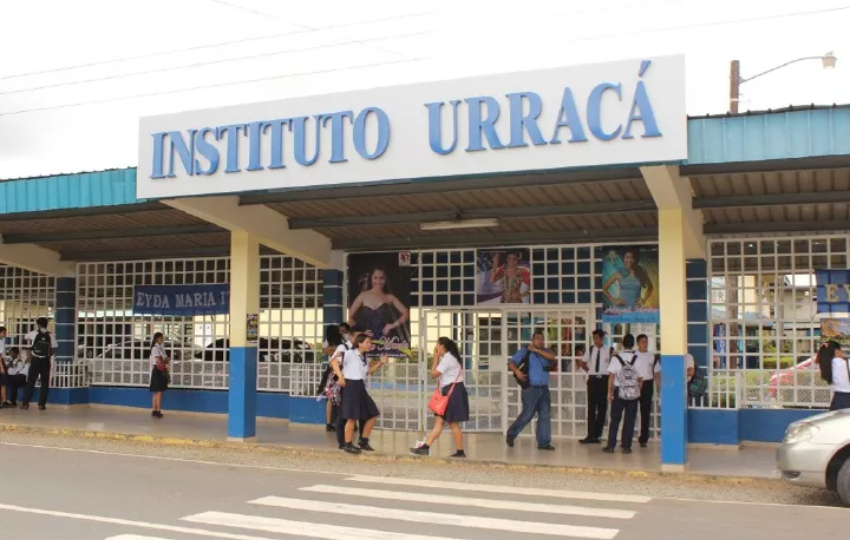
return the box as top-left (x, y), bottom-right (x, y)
top-left (603, 447), bottom-right (616, 454)
top-left (20, 404), bottom-right (29, 410)
top-left (623, 448), bottom-right (633, 454)
top-left (639, 442), bottom-right (648, 448)
top-left (358, 439), bottom-right (375, 452)
top-left (343, 443), bottom-right (361, 455)
top-left (538, 445), bottom-right (556, 451)
top-left (506, 435), bottom-right (515, 448)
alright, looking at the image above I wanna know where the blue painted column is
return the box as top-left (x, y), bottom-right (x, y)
top-left (323, 270), bottom-right (344, 326)
top-left (686, 259), bottom-right (709, 380)
top-left (55, 277), bottom-right (76, 363)
top-left (228, 231), bottom-right (259, 441)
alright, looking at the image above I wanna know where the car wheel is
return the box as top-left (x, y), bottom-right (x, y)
top-left (836, 457), bottom-right (850, 506)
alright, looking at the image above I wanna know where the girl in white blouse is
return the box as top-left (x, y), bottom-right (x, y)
top-left (818, 341), bottom-right (849, 410)
top-left (411, 337), bottom-right (469, 458)
top-left (149, 332), bottom-right (169, 418)
top-left (331, 334), bottom-right (388, 454)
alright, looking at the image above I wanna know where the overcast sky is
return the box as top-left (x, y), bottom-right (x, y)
top-left (0, 0), bottom-right (848, 180)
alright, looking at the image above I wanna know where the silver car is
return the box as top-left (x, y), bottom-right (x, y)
top-left (777, 409), bottom-right (850, 504)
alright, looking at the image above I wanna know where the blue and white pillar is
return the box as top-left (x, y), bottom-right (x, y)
top-left (323, 269), bottom-right (344, 327)
top-left (55, 277), bottom-right (76, 363)
top-left (227, 231), bottom-right (259, 441)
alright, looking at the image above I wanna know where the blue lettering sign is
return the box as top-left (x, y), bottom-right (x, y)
top-left (133, 285), bottom-right (230, 316)
top-left (148, 60), bottom-right (665, 180)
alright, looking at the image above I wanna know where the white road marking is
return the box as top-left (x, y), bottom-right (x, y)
top-left (0, 502), bottom-right (284, 540)
top-left (247, 496), bottom-right (619, 539)
top-left (346, 474), bottom-right (652, 503)
top-left (183, 512), bottom-right (466, 540)
top-left (301, 484), bottom-right (636, 519)
top-left (105, 536), bottom-right (174, 540)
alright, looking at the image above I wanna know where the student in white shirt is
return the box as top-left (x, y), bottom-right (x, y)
top-left (149, 332), bottom-right (169, 418)
top-left (634, 334), bottom-right (661, 448)
top-left (6, 347), bottom-right (26, 406)
top-left (411, 337), bottom-right (469, 458)
top-left (317, 324), bottom-right (345, 432)
top-left (330, 326), bottom-right (366, 448)
top-left (0, 326), bottom-right (9, 407)
top-left (578, 329), bottom-right (614, 444)
top-left (604, 333), bottom-right (642, 454)
top-left (22, 317), bottom-right (58, 411)
top-left (817, 341), bottom-right (850, 410)
top-left (331, 334), bottom-right (389, 454)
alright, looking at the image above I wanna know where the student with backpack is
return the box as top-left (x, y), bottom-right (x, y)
top-left (21, 317), bottom-right (57, 411)
top-left (604, 333), bottom-right (642, 454)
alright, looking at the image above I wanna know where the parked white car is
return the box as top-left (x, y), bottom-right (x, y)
top-left (777, 409), bottom-right (850, 505)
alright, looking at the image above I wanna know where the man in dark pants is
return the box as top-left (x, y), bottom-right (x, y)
top-left (506, 331), bottom-right (557, 451)
top-left (604, 334), bottom-right (641, 454)
top-left (332, 326), bottom-right (366, 449)
top-left (578, 329), bottom-right (613, 444)
top-left (21, 317), bottom-right (57, 411)
top-left (635, 334), bottom-right (661, 448)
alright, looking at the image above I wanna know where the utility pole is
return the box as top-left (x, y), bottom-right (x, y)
top-left (729, 60), bottom-right (740, 114)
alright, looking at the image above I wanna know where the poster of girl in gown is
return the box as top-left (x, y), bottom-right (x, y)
top-left (347, 253), bottom-right (412, 358)
top-left (476, 249), bottom-right (531, 305)
top-left (601, 246), bottom-right (659, 323)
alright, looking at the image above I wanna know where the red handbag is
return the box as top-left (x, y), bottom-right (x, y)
top-left (427, 370), bottom-right (462, 416)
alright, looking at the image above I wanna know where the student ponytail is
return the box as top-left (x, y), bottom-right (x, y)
top-left (818, 341), bottom-right (841, 385)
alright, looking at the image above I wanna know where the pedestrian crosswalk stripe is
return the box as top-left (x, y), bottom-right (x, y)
top-left (247, 496), bottom-right (619, 539)
top-left (182, 511), bottom-right (466, 540)
top-left (345, 475), bottom-right (651, 503)
top-left (105, 536), bottom-right (173, 540)
top-left (300, 484), bottom-right (636, 519)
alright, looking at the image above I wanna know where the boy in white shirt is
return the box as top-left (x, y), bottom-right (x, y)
top-left (6, 348), bottom-right (26, 406)
top-left (634, 334), bottom-right (661, 448)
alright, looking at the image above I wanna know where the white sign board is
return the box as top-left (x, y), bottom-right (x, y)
top-left (137, 56), bottom-right (687, 199)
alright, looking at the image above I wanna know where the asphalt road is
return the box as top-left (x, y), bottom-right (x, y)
top-left (0, 437), bottom-right (845, 540)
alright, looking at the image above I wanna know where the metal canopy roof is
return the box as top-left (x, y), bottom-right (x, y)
top-left (0, 164), bottom-right (845, 260)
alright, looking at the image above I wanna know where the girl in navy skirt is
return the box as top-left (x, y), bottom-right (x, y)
top-left (411, 337), bottom-right (469, 458)
top-left (332, 334), bottom-right (388, 454)
top-left (817, 341), bottom-right (850, 410)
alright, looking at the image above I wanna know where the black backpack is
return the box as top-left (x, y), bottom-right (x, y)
top-left (32, 332), bottom-right (51, 358)
top-left (513, 348), bottom-right (532, 389)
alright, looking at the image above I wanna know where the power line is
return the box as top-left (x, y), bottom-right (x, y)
top-left (202, 0), bottom-right (408, 58)
top-left (0, 57), bottom-right (427, 117)
top-left (1, 4), bottom-right (845, 117)
top-left (0, 30), bottom-right (436, 96)
top-left (0, 11), bottom-right (431, 81)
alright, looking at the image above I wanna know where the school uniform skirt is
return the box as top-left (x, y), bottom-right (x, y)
top-left (438, 382), bottom-right (470, 424)
top-left (149, 367), bottom-right (169, 393)
top-left (340, 379), bottom-right (380, 421)
top-left (830, 391), bottom-right (850, 410)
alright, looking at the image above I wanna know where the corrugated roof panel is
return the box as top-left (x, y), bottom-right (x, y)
top-left (0, 209), bottom-right (206, 235)
top-left (38, 232), bottom-right (230, 253)
top-left (0, 168), bottom-right (138, 214)
top-left (692, 168), bottom-right (850, 198)
top-left (687, 107), bottom-right (850, 165)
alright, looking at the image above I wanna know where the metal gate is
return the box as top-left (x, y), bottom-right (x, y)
top-left (369, 306), bottom-right (591, 437)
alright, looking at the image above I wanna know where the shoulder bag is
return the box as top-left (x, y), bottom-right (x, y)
top-left (428, 367), bottom-right (463, 416)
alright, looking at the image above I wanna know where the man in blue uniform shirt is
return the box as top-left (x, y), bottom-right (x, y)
top-left (506, 330), bottom-right (557, 450)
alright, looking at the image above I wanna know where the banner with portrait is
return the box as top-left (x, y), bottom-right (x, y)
top-left (476, 248), bottom-right (532, 305)
top-left (601, 246), bottom-right (660, 323)
top-left (347, 253), bottom-right (413, 358)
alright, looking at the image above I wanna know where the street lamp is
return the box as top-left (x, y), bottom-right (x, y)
top-left (729, 52), bottom-right (837, 113)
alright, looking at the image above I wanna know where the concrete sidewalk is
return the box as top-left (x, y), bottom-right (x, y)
top-left (0, 405), bottom-right (779, 479)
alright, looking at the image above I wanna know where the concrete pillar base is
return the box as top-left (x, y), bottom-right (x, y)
top-left (661, 463), bottom-right (687, 473)
top-left (227, 436), bottom-right (258, 443)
